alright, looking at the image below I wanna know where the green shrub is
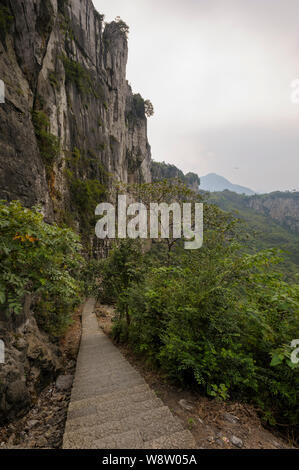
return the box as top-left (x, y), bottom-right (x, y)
top-left (99, 240), bottom-right (144, 307)
top-left (0, 201), bottom-right (84, 337)
top-left (62, 55), bottom-right (92, 95)
top-left (49, 71), bottom-right (60, 89)
top-left (32, 111), bottom-right (60, 170)
top-left (62, 55), bottom-right (104, 99)
top-left (114, 17), bottom-right (129, 38)
top-left (99, 190), bottom-right (299, 431)
top-left (67, 174), bottom-right (107, 243)
top-left (70, 178), bottom-right (106, 215)
top-left (118, 248), bottom-right (299, 428)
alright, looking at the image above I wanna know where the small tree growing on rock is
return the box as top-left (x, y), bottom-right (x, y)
top-left (144, 99), bottom-right (154, 117)
top-left (115, 16), bottom-right (130, 38)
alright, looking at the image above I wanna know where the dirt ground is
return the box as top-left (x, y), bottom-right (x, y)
top-left (95, 303), bottom-right (296, 450)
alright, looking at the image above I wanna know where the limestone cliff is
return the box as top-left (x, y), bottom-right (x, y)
top-left (0, 0), bottom-right (152, 423)
top-left (0, 0), bottom-right (151, 233)
top-left (248, 192), bottom-right (299, 234)
top-left (151, 161), bottom-right (200, 192)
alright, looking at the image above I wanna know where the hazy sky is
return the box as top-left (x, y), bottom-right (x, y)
top-left (93, 0), bottom-right (299, 193)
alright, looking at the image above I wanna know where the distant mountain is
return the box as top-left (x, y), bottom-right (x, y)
top-left (200, 173), bottom-right (256, 195)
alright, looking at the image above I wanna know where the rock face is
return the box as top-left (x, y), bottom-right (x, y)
top-left (0, 0), bottom-right (151, 228)
top-left (0, 0), bottom-right (152, 423)
top-left (0, 307), bottom-right (62, 423)
top-left (151, 161), bottom-right (200, 192)
top-left (248, 192), bottom-right (299, 233)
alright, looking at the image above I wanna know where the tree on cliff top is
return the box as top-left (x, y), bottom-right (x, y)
top-left (115, 16), bottom-right (130, 38)
top-left (144, 99), bottom-right (155, 117)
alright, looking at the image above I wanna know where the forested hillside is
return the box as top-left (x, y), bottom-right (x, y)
top-left (207, 190), bottom-right (299, 281)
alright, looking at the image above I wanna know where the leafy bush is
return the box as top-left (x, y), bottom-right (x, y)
top-left (144, 99), bottom-right (154, 118)
top-left (114, 17), bottom-right (130, 37)
top-left (32, 111), bottom-right (60, 170)
top-left (80, 259), bottom-right (103, 297)
top-left (0, 201), bottom-right (84, 337)
top-left (49, 71), bottom-right (60, 89)
top-left (110, 243), bottom-right (298, 427)
top-left (99, 239), bottom-right (144, 307)
top-left (63, 55), bottom-right (93, 95)
top-left (62, 55), bottom-right (104, 100)
top-left (99, 181), bottom-right (299, 431)
top-left (68, 175), bottom-right (107, 241)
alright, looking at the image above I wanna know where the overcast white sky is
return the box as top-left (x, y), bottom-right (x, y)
top-left (93, 0), bottom-right (299, 193)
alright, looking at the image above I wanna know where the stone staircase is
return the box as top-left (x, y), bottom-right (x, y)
top-left (63, 299), bottom-right (196, 449)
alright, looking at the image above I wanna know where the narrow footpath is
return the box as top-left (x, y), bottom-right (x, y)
top-left (63, 299), bottom-right (196, 449)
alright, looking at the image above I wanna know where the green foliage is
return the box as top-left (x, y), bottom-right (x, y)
top-left (126, 94), bottom-right (146, 125)
top-left (99, 240), bottom-right (144, 307)
top-left (111, 245), bottom-right (298, 427)
top-left (67, 173), bottom-right (107, 242)
top-left (151, 160), bottom-right (200, 188)
top-left (208, 384), bottom-right (230, 401)
top-left (98, 240), bottom-right (146, 341)
top-left (49, 71), bottom-right (60, 89)
top-left (98, 180), bottom-right (299, 432)
top-left (208, 190), bottom-right (299, 281)
top-left (70, 178), bottom-right (106, 215)
top-left (0, 5), bottom-right (13, 41)
top-left (117, 178), bottom-right (206, 258)
top-left (80, 259), bottom-right (103, 297)
top-left (144, 99), bottom-right (154, 118)
top-left (36, 0), bottom-right (54, 38)
top-left (62, 55), bottom-right (93, 95)
top-left (64, 144), bottom-right (109, 243)
top-left (184, 172), bottom-right (200, 187)
top-left (132, 94), bottom-right (145, 118)
top-left (114, 17), bottom-right (130, 37)
top-left (62, 55), bottom-right (104, 100)
top-left (0, 201), bottom-right (84, 337)
top-left (188, 417), bottom-right (195, 429)
top-left (59, 14), bottom-right (74, 41)
top-left (32, 111), bottom-right (60, 171)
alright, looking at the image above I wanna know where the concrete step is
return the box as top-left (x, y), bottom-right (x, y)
top-left (68, 383), bottom-right (155, 414)
top-left (63, 406), bottom-right (182, 449)
top-left (75, 361), bottom-right (130, 375)
top-left (65, 398), bottom-right (164, 432)
top-left (63, 299), bottom-right (194, 450)
top-left (70, 375), bottom-right (146, 402)
top-left (76, 353), bottom-right (128, 367)
top-left (72, 369), bottom-right (140, 389)
top-left (67, 386), bottom-right (157, 420)
top-left (74, 368), bottom-right (136, 382)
